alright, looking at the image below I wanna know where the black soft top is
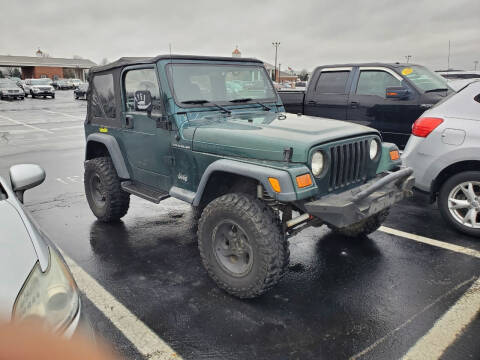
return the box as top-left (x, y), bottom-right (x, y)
top-left (91, 55), bottom-right (263, 73)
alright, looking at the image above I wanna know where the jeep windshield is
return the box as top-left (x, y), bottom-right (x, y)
top-left (399, 65), bottom-right (453, 93)
top-left (166, 63), bottom-right (276, 106)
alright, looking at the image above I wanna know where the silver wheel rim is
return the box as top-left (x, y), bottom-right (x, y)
top-left (448, 181), bottom-right (480, 229)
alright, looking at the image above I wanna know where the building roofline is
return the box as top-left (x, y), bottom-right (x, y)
top-left (0, 55), bottom-right (96, 68)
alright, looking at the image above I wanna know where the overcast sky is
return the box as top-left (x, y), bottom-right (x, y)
top-left (1, 0), bottom-right (479, 71)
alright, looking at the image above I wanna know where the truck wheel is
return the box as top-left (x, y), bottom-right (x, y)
top-left (329, 209), bottom-right (389, 237)
top-left (197, 193), bottom-right (289, 298)
top-left (84, 157), bottom-right (130, 222)
top-left (438, 171), bottom-right (480, 237)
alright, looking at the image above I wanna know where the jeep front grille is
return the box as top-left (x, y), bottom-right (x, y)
top-left (329, 139), bottom-right (369, 190)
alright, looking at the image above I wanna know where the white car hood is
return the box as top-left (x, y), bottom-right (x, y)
top-left (0, 200), bottom-right (38, 321)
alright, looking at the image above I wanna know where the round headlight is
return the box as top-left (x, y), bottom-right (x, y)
top-left (369, 140), bottom-right (379, 160)
top-left (311, 151), bottom-right (324, 176)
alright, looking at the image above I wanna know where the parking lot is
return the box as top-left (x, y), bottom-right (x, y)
top-left (1, 90), bottom-right (479, 359)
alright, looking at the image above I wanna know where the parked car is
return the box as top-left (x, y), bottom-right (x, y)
top-left (0, 81), bottom-right (24, 100)
top-left (70, 79), bottom-right (83, 88)
top-left (0, 164), bottom-right (92, 337)
top-left (279, 63), bottom-right (454, 149)
top-left (74, 83), bottom-right (88, 99)
top-left (56, 79), bottom-right (74, 90)
top-left (402, 82), bottom-right (480, 237)
top-left (84, 55), bottom-right (413, 299)
top-left (23, 78), bottom-right (55, 98)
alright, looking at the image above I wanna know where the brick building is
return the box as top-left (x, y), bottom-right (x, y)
top-left (0, 54), bottom-right (96, 81)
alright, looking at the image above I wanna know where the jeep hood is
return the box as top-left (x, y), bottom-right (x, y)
top-left (182, 111), bottom-right (377, 162)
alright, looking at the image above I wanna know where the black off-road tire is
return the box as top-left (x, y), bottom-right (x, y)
top-left (197, 193), bottom-right (289, 298)
top-left (329, 209), bottom-right (390, 237)
top-left (84, 157), bottom-right (130, 222)
top-left (438, 171), bottom-right (480, 237)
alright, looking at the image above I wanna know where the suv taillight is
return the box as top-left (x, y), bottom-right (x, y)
top-left (412, 117), bottom-right (443, 137)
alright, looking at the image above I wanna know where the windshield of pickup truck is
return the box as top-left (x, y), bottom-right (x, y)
top-left (400, 65), bottom-right (452, 93)
top-left (167, 63), bottom-right (276, 105)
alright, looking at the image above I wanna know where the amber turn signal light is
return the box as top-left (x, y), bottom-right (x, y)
top-left (268, 177), bottom-right (281, 193)
top-left (390, 150), bottom-right (400, 160)
top-left (296, 174), bottom-right (313, 188)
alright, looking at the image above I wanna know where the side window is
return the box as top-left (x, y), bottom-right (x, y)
top-left (315, 71), bottom-right (350, 94)
top-left (124, 69), bottom-right (161, 112)
top-left (92, 74), bottom-right (116, 118)
top-left (356, 70), bottom-right (401, 97)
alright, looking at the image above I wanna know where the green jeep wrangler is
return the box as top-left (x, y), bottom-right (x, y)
top-left (84, 55), bottom-right (414, 298)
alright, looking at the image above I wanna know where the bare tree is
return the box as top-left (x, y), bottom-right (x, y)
top-left (100, 58), bottom-right (109, 65)
top-left (299, 69), bottom-right (309, 81)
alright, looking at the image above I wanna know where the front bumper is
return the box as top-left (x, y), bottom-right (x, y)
top-left (32, 91), bottom-right (54, 96)
top-left (1, 93), bottom-right (23, 98)
top-left (304, 168), bottom-right (414, 228)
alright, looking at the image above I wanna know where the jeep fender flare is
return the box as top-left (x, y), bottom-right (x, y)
top-left (190, 159), bottom-right (297, 206)
top-left (85, 133), bottom-right (130, 179)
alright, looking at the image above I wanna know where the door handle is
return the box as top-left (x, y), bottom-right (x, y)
top-left (307, 100), bottom-right (317, 105)
top-left (125, 115), bottom-right (133, 129)
top-left (350, 101), bottom-right (359, 109)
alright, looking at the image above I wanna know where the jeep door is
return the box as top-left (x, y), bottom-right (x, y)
top-left (347, 67), bottom-right (420, 148)
top-left (120, 66), bottom-right (172, 190)
top-left (303, 68), bottom-right (352, 120)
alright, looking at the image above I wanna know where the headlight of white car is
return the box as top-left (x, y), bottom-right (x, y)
top-left (311, 151), bottom-right (324, 177)
top-left (13, 248), bottom-right (79, 332)
top-left (369, 140), bottom-right (379, 160)
top-left (33, 88), bottom-right (40, 92)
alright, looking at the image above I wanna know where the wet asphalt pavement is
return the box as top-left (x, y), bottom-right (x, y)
top-left (1, 92), bottom-right (479, 360)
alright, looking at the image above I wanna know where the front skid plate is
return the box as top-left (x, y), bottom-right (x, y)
top-left (304, 174), bottom-right (414, 228)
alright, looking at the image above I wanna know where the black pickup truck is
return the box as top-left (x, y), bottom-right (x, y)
top-left (279, 63), bottom-right (454, 148)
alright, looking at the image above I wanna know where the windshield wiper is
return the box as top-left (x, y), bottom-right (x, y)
top-left (425, 88), bottom-right (449, 93)
top-left (181, 100), bottom-right (231, 114)
top-left (229, 98), bottom-right (271, 111)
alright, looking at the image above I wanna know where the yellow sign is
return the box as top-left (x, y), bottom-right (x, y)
top-left (401, 68), bottom-right (413, 75)
top-left (99, 127), bottom-right (108, 133)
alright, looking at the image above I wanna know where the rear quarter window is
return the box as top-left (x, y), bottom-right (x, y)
top-left (92, 74), bottom-right (116, 118)
top-left (315, 71), bottom-right (349, 94)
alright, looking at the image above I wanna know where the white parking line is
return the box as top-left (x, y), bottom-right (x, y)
top-left (62, 253), bottom-right (181, 360)
top-left (402, 277), bottom-right (480, 360)
top-left (349, 277), bottom-right (477, 360)
top-left (43, 110), bottom-right (84, 120)
top-left (379, 226), bottom-right (480, 259)
top-left (50, 125), bottom-right (84, 131)
top-left (0, 114), bottom-right (54, 134)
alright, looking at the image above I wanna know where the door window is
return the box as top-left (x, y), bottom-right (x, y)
top-left (356, 70), bottom-right (401, 97)
top-left (124, 68), bottom-right (162, 112)
top-left (315, 71), bottom-right (350, 94)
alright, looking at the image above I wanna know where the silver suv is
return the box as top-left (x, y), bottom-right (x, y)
top-left (403, 81), bottom-right (480, 237)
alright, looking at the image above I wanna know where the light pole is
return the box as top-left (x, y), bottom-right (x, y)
top-left (272, 42), bottom-right (280, 81)
top-left (405, 55), bottom-right (412, 63)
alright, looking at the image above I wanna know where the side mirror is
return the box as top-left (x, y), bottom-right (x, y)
top-left (386, 87), bottom-right (410, 99)
top-left (134, 90), bottom-right (153, 115)
top-left (9, 164), bottom-right (46, 203)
